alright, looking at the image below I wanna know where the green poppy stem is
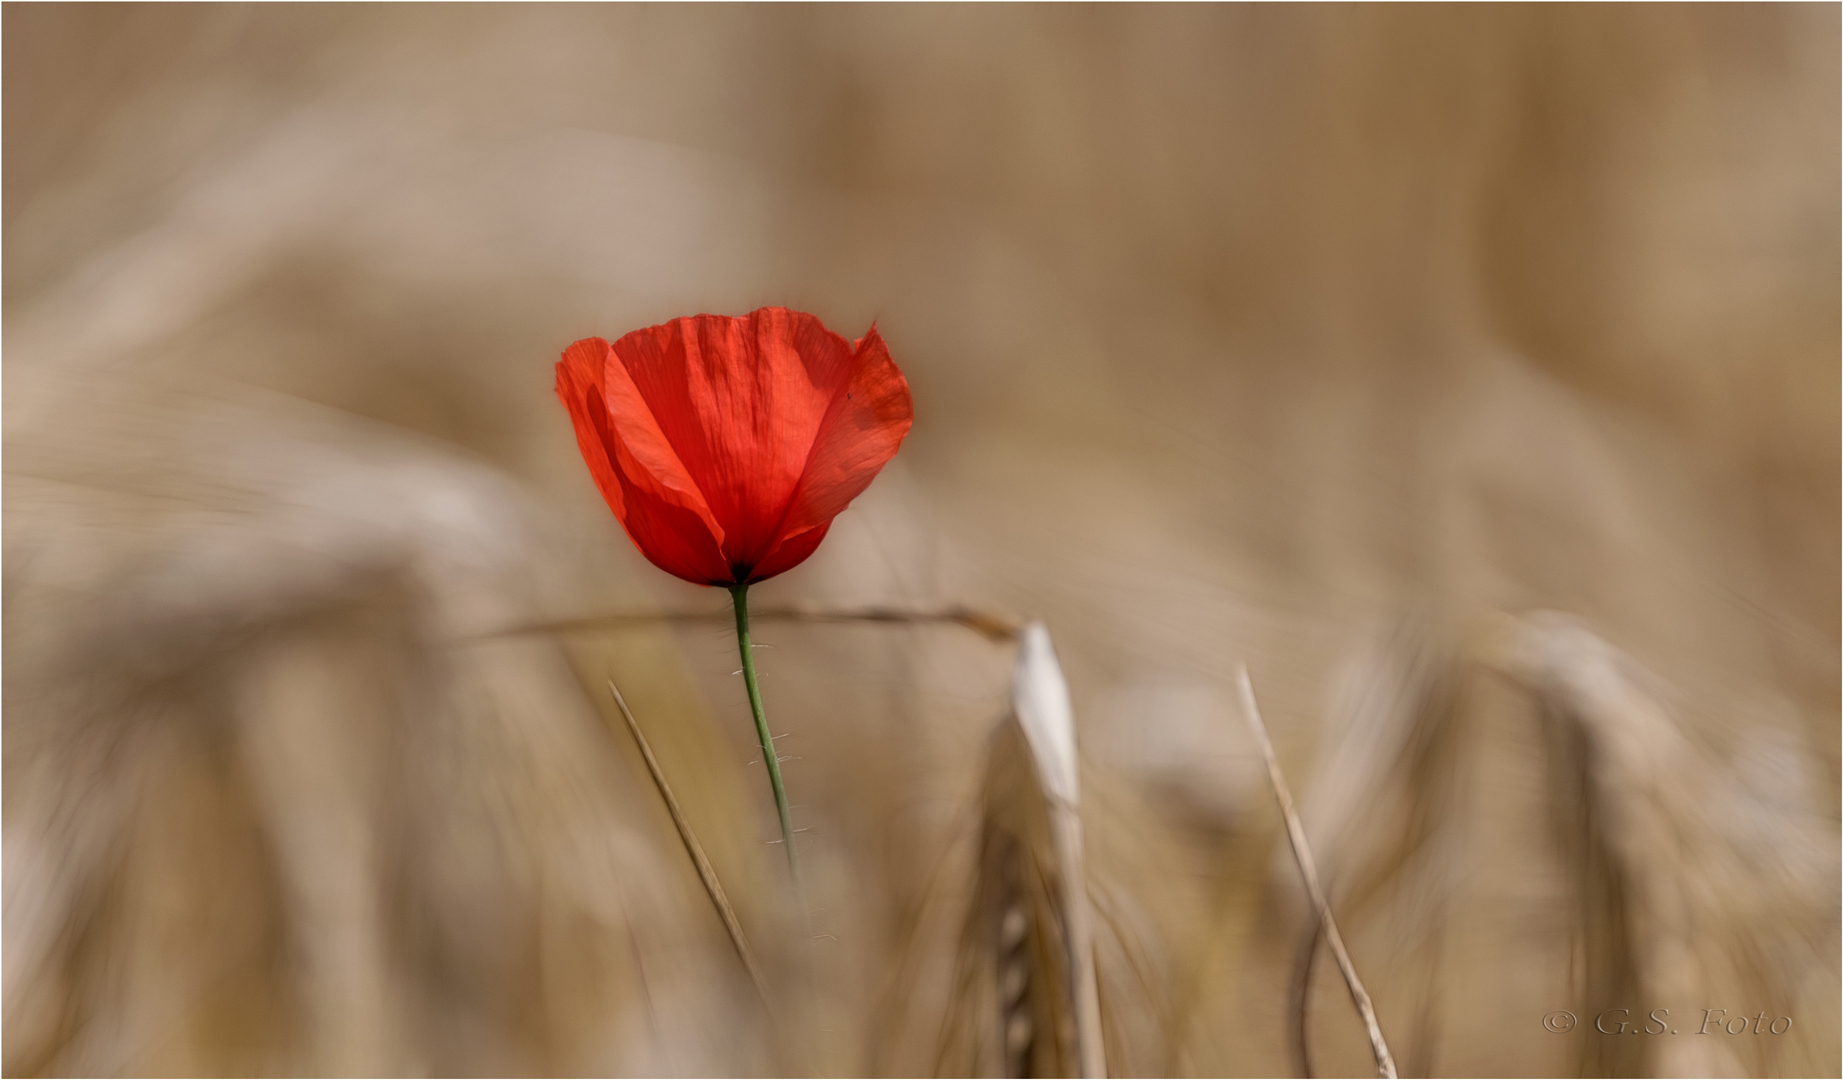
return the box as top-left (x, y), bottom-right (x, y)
top-left (730, 583), bottom-right (799, 883)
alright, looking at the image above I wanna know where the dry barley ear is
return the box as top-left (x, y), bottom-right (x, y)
top-left (935, 716), bottom-right (1079, 1078)
top-left (880, 623), bottom-right (1178, 1080)
top-left (931, 623), bottom-right (1109, 1078)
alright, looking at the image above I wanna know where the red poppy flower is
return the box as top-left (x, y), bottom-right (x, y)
top-left (556, 306), bottom-right (913, 587)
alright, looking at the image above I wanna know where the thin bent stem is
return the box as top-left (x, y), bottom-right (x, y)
top-left (732, 584), bottom-right (799, 883)
top-left (607, 679), bottom-right (771, 1010)
top-left (1236, 665), bottom-right (1398, 1080)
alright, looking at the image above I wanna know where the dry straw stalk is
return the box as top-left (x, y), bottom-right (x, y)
top-left (1236, 665), bottom-right (1398, 1080)
top-left (493, 605), bottom-right (1022, 643)
top-left (607, 679), bottom-right (772, 1010)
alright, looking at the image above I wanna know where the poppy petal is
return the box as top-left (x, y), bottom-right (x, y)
top-left (556, 338), bottom-right (628, 519)
top-left (744, 520), bottom-right (832, 583)
top-left (601, 449), bottom-right (739, 585)
top-left (764, 324), bottom-right (913, 560)
top-left (557, 337), bottom-right (731, 585)
top-left (611, 309), bottom-right (855, 575)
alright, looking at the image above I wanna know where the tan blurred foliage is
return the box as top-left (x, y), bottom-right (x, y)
top-left (4, 5), bottom-right (1836, 1077)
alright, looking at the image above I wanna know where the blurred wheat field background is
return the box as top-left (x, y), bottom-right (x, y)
top-left (4, 5), bottom-right (1837, 1077)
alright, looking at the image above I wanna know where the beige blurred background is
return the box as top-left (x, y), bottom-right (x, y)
top-left (4, 4), bottom-right (1837, 1077)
